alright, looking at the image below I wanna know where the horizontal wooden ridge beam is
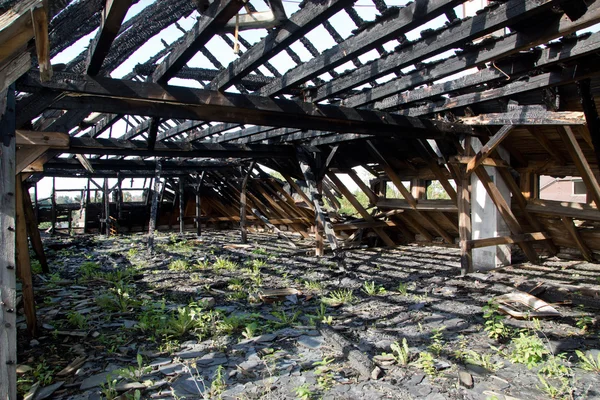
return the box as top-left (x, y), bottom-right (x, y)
top-left (66, 137), bottom-right (295, 159)
top-left (377, 198), bottom-right (458, 212)
top-left (17, 71), bottom-right (474, 138)
top-left (526, 199), bottom-right (600, 222)
top-left (459, 110), bottom-right (586, 125)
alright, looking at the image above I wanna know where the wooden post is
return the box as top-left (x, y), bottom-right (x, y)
top-left (116, 174), bottom-right (123, 219)
top-left (179, 176), bottom-right (185, 235)
top-left (51, 176), bottom-right (56, 234)
top-left (147, 160), bottom-right (162, 251)
top-left (84, 179), bottom-right (91, 233)
top-left (22, 185), bottom-right (48, 273)
top-left (578, 78), bottom-right (600, 166)
top-left (103, 178), bottom-right (110, 235)
top-left (457, 169), bottom-right (472, 275)
top-left (240, 161), bottom-right (256, 243)
top-left (0, 86), bottom-right (18, 400)
top-left (15, 174), bottom-right (36, 337)
top-left (33, 182), bottom-right (38, 221)
top-left (411, 179), bottom-right (427, 199)
top-left (196, 172), bottom-right (204, 237)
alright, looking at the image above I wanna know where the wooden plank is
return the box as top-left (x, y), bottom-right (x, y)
top-left (178, 176), bottom-right (185, 235)
top-left (474, 166), bottom-right (539, 263)
top-left (261, 0), bottom-right (462, 97)
top-left (22, 184), bottom-right (48, 273)
top-left (526, 199), bottom-right (600, 221)
top-left (0, 87), bottom-right (17, 400)
top-left (210, 0), bottom-right (350, 90)
top-left (18, 71), bottom-right (475, 139)
top-left (195, 172), bottom-right (204, 236)
top-left (0, 50), bottom-right (30, 93)
top-left (460, 111), bottom-right (585, 126)
top-left (450, 155), bottom-right (510, 169)
top-left (561, 216), bottom-right (593, 261)
top-left (578, 78), bottom-right (600, 166)
top-left (466, 232), bottom-right (550, 250)
top-left (283, 173), bottom-right (314, 211)
top-left (85, 0), bottom-right (135, 76)
top-left (15, 173), bottom-right (36, 337)
top-left (327, 172), bottom-right (396, 247)
top-left (0, 0), bottom-right (39, 62)
top-left (557, 126), bottom-right (600, 207)
top-left (15, 130), bottom-right (69, 147)
top-left (346, 168), bottom-right (378, 206)
top-left (525, 126), bottom-right (567, 165)
top-left (152, 0), bottom-right (245, 83)
top-left (348, 2), bottom-right (600, 108)
top-left (30, 3), bottom-right (52, 81)
top-left (16, 145), bottom-right (48, 173)
top-left (332, 220), bottom-right (398, 231)
top-left (377, 198), bottom-right (458, 212)
top-left (466, 126), bottom-right (514, 175)
top-left (315, 0), bottom-right (558, 103)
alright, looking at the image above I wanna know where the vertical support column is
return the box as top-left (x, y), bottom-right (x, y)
top-left (33, 182), bottom-right (38, 221)
top-left (23, 185), bottom-right (48, 273)
top-left (470, 138), bottom-right (512, 269)
top-left (411, 179), bottom-right (427, 200)
top-left (51, 177), bottom-right (56, 234)
top-left (315, 180), bottom-right (324, 256)
top-left (196, 172), bottom-right (204, 237)
top-left (179, 177), bottom-right (185, 236)
top-left (84, 179), bottom-right (91, 233)
top-left (457, 170), bottom-right (472, 275)
top-left (117, 174), bottom-right (123, 220)
top-left (147, 160), bottom-right (162, 251)
top-left (0, 86), bottom-right (17, 400)
top-left (15, 175), bottom-right (36, 337)
top-left (240, 162), bottom-right (256, 243)
top-left (103, 178), bottom-right (110, 235)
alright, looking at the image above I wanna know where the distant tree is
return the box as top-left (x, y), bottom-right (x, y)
top-left (123, 192), bottom-right (133, 202)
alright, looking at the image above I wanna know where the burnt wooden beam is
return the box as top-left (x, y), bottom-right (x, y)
top-left (466, 232), bottom-right (550, 250)
top-left (526, 126), bottom-right (567, 165)
top-left (147, 160), bottom-right (161, 251)
top-left (22, 184), bottom-right (48, 273)
top-left (401, 65), bottom-right (600, 117)
top-left (561, 216), bottom-right (593, 261)
top-left (44, 158), bottom-right (238, 171)
top-left (260, 0), bottom-right (463, 97)
top-left (147, 117), bottom-right (160, 150)
top-left (210, 0), bottom-right (351, 91)
top-left (577, 78), bottom-right (600, 166)
top-left (466, 125), bottom-right (514, 175)
top-left (556, 126), bottom-right (600, 207)
top-left (66, 137), bottom-right (295, 159)
top-left (457, 166), bottom-right (472, 275)
top-left (85, 0), bottom-right (135, 76)
top-left (18, 72), bottom-right (473, 138)
top-left (349, 3), bottom-right (600, 109)
top-left (313, 0), bottom-right (561, 103)
top-left (460, 110), bottom-right (586, 126)
top-left (152, 0), bottom-right (245, 84)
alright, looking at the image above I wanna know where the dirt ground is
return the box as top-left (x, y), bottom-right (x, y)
top-left (16, 229), bottom-right (600, 399)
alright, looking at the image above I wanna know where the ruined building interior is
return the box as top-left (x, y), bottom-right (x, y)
top-left (2, 0), bottom-right (600, 398)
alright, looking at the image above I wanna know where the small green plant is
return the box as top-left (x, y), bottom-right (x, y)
top-left (575, 350), bottom-right (600, 373)
top-left (32, 361), bottom-right (55, 386)
top-left (362, 281), bottom-right (386, 296)
top-left (242, 322), bottom-right (259, 339)
top-left (66, 310), bottom-right (87, 329)
top-left (80, 261), bottom-right (101, 280)
top-left (483, 301), bottom-right (512, 341)
top-left (218, 314), bottom-right (247, 335)
top-left (117, 354), bottom-right (152, 382)
top-left (227, 278), bottom-right (245, 292)
top-left (537, 375), bottom-right (572, 399)
top-left (313, 357), bottom-right (335, 391)
top-left (463, 350), bottom-right (503, 372)
top-left (251, 247), bottom-right (269, 256)
top-left (539, 353), bottom-right (571, 378)
top-left (213, 257), bottom-right (238, 271)
top-left (389, 338), bottom-right (411, 366)
top-left (509, 332), bottom-right (549, 369)
top-left (575, 306), bottom-right (594, 332)
top-left (169, 259), bottom-right (190, 271)
top-left (194, 259), bottom-right (212, 270)
top-left (100, 376), bottom-right (119, 400)
top-left (416, 351), bottom-right (437, 377)
top-left (322, 289), bottom-right (355, 306)
top-left (270, 307), bottom-right (301, 328)
top-left (397, 282), bottom-right (408, 296)
top-left (210, 365), bottom-right (227, 397)
top-left (294, 383), bottom-right (313, 400)
top-left (304, 280), bottom-right (323, 292)
top-left (428, 327), bottom-right (446, 356)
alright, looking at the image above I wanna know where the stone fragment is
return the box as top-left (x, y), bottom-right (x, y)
top-left (458, 370), bottom-right (474, 388)
top-left (371, 366), bottom-right (383, 380)
top-left (80, 372), bottom-right (111, 390)
top-left (33, 381), bottom-right (64, 400)
top-left (297, 335), bottom-right (324, 349)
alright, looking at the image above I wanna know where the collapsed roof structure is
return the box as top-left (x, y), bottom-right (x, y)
top-left (2, 0), bottom-right (600, 397)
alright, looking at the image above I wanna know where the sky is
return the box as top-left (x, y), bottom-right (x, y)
top-left (33, 0), bottom-right (600, 198)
